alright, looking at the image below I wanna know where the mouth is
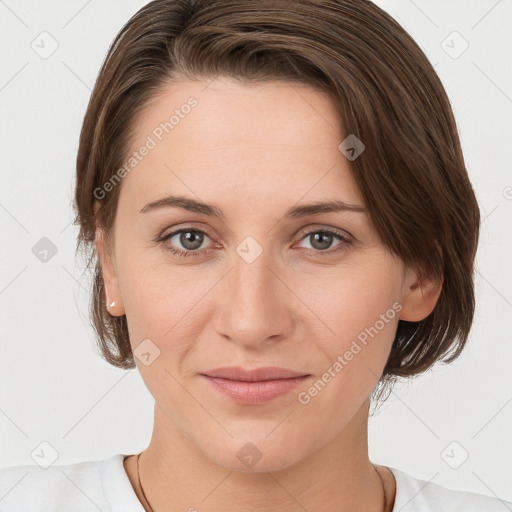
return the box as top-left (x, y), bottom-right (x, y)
top-left (201, 366), bottom-right (310, 382)
top-left (200, 366), bottom-right (311, 404)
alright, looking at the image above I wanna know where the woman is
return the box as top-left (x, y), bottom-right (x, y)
top-left (0, 0), bottom-right (510, 511)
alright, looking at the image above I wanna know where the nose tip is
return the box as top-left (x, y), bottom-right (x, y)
top-left (213, 252), bottom-right (294, 348)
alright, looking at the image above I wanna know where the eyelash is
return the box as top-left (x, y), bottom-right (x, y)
top-left (156, 226), bottom-right (352, 259)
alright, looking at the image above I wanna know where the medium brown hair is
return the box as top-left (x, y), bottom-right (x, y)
top-left (73, 0), bottom-right (480, 406)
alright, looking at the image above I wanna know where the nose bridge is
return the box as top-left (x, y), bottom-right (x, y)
top-left (215, 237), bottom-right (293, 346)
top-left (233, 244), bottom-right (271, 305)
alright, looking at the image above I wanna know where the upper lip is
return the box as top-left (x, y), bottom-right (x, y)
top-left (201, 366), bottom-right (309, 382)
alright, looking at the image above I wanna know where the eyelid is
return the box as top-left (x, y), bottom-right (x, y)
top-left (158, 223), bottom-right (215, 240)
top-left (294, 223), bottom-right (353, 243)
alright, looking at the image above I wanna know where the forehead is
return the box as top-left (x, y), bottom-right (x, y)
top-left (119, 77), bottom-right (363, 212)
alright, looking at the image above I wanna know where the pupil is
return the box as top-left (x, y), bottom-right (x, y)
top-left (312, 232), bottom-right (332, 250)
top-left (181, 231), bottom-right (203, 250)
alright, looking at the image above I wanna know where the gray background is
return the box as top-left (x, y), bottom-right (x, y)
top-left (0, 0), bottom-right (511, 501)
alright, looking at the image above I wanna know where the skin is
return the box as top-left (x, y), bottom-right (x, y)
top-left (95, 77), bottom-right (442, 512)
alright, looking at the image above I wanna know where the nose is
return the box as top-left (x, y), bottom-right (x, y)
top-left (213, 243), bottom-right (295, 349)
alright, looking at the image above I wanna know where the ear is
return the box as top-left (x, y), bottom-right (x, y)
top-left (95, 219), bottom-right (125, 317)
top-left (399, 265), bottom-right (443, 322)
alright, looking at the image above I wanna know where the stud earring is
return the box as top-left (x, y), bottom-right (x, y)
top-left (109, 301), bottom-right (116, 308)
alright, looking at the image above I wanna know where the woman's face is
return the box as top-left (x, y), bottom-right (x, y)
top-left (97, 77), bottom-right (433, 472)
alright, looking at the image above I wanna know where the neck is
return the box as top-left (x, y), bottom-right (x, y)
top-left (124, 397), bottom-right (395, 512)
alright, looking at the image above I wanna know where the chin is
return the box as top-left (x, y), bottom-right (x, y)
top-left (198, 433), bottom-right (311, 474)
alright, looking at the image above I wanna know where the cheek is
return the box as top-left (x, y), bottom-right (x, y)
top-left (293, 270), bottom-right (401, 428)
top-left (307, 261), bottom-right (402, 376)
top-left (116, 252), bottom-right (216, 356)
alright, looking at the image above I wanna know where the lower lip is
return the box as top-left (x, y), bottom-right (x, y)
top-left (201, 375), bottom-right (311, 404)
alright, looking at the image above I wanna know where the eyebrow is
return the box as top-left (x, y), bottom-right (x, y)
top-left (139, 195), bottom-right (366, 218)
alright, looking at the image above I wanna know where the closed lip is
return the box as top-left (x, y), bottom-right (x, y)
top-left (201, 366), bottom-right (310, 382)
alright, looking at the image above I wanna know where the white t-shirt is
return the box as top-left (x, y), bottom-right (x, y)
top-left (0, 453), bottom-right (510, 511)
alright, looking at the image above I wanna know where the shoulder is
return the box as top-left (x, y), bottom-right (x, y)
top-left (389, 466), bottom-right (512, 512)
top-left (0, 453), bottom-right (143, 512)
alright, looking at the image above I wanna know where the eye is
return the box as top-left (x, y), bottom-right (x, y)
top-left (295, 228), bottom-right (352, 256)
top-left (156, 226), bottom-right (352, 259)
top-left (157, 227), bottom-right (215, 258)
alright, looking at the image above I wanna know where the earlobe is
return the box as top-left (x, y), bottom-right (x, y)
top-left (95, 227), bottom-right (125, 317)
top-left (399, 269), bottom-right (443, 322)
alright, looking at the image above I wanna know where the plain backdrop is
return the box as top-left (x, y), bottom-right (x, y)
top-left (0, 0), bottom-right (511, 502)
